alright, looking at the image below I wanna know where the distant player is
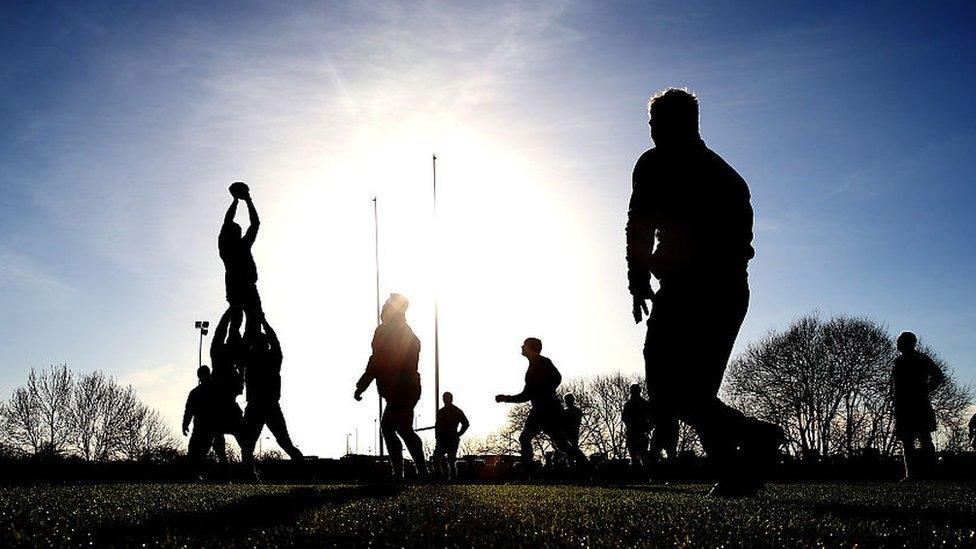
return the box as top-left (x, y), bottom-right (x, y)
top-left (182, 366), bottom-right (228, 480)
top-left (432, 392), bottom-right (470, 480)
top-left (495, 338), bottom-right (588, 476)
top-left (564, 394), bottom-right (583, 449)
top-left (622, 384), bottom-right (652, 468)
top-left (892, 331), bottom-right (944, 480)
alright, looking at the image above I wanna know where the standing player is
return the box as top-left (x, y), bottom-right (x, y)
top-left (432, 392), bottom-right (470, 480)
top-left (355, 294), bottom-right (429, 480)
top-left (892, 331), bottom-right (944, 480)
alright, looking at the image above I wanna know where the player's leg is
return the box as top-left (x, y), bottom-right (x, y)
top-left (396, 405), bottom-right (428, 477)
top-left (381, 404), bottom-right (405, 479)
top-left (519, 414), bottom-right (544, 474)
top-left (265, 402), bottom-right (303, 460)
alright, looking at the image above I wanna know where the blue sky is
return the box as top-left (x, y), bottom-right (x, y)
top-left (1, 0), bottom-right (974, 457)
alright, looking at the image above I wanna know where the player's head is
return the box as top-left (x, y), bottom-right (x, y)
top-left (381, 293), bottom-right (409, 323)
top-left (648, 87), bottom-right (700, 145)
top-left (564, 394), bottom-right (575, 407)
top-left (197, 365), bottom-right (211, 382)
top-left (521, 337), bottom-right (542, 358)
top-left (630, 383), bottom-right (642, 398)
top-left (443, 391), bottom-right (453, 405)
top-left (897, 331), bottom-right (917, 353)
top-left (222, 222), bottom-right (242, 240)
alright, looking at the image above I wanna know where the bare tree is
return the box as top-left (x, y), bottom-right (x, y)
top-left (68, 371), bottom-right (110, 461)
top-left (33, 365), bottom-right (74, 455)
top-left (119, 404), bottom-right (177, 461)
top-left (725, 313), bottom-right (973, 457)
top-left (5, 385), bottom-right (43, 454)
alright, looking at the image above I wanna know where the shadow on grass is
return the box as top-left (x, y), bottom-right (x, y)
top-left (95, 485), bottom-right (403, 544)
top-left (771, 496), bottom-right (976, 530)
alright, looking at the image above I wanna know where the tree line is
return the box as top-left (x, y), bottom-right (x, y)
top-left (1, 365), bottom-right (176, 461)
top-left (479, 314), bottom-right (973, 461)
top-left (726, 314), bottom-right (973, 457)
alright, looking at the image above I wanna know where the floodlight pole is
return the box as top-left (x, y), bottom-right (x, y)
top-left (432, 153), bottom-right (440, 421)
top-left (373, 197), bottom-right (385, 457)
top-left (194, 321), bottom-right (209, 368)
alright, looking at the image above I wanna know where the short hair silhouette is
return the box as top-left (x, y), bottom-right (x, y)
top-left (443, 391), bottom-right (453, 404)
top-left (524, 337), bottom-right (542, 353)
top-left (897, 331), bottom-right (918, 351)
top-left (630, 383), bottom-right (641, 397)
top-left (648, 88), bottom-right (700, 143)
top-left (197, 366), bottom-right (210, 380)
top-left (564, 393), bottom-right (575, 405)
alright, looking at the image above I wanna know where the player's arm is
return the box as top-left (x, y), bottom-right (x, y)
top-left (458, 411), bottom-right (470, 437)
top-left (223, 197), bottom-right (239, 226)
top-left (626, 155), bottom-right (656, 322)
top-left (210, 308), bottom-right (232, 356)
top-left (262, 317), bottom-right (280, 350)
top-left (501, 383), bottom-right (531, 404)
top-left (354, 328), bottom-right (380, 400)
top-left (242, 195), bottom-right (260, 245)
top-left (182, 393), bottom-right (194, 436)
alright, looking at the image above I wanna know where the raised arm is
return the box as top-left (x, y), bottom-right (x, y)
top-left (223, 198), bottom-right (240, 226)
top-left (262, 318), bottom-right (279, 350)
top-left (210, 308), bottom-right (232, 356)
top-left (242, 196), bottom-right (260, 245)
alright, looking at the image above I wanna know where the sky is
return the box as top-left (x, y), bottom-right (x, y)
top-left (1, 0), bottom-right (974, 458)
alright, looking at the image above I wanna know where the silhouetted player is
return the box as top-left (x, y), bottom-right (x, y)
top-left (622, 384), bottom-right (652, 468)
top-left (355, 294), bottom-right (428, 479)
top-left (183, 366), bottom-right (228, 479)
top-left (495, 338), bottom-right (588, 475)
top-left (892, 331), bottom-right (944, 480)
top-left (626, 88), bottom-right (781, 497)
top-left (209, 308), bottom-right (244, 439)
top-left (240, 317), bottom-right (304, 475)
top-left (219, 182), bottom-right (262, 336)
top-left (432, 391), bottom-right (469, 480)
top-left (563, 394), bottom-right (583, 449)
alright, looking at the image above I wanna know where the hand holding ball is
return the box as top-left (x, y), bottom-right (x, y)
top-left (229, 181), bottom-right (250, 199)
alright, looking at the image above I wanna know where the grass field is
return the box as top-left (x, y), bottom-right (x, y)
top-left (1, 482), bottom-right (974, 547)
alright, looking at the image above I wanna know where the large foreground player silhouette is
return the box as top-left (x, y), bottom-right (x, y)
top-left (495, 338), bottom-right (588, 475)
top-left (355, 294), bottom-right (428, 479)
top-left (626, 88), bottom-right (782, 497)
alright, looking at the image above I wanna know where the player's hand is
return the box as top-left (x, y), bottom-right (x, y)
top-left (354, 390), bottom-right (363, 401)
top-left (495, 394), bottom-right (507, 403)
top-left (632, 295), bottom-right (650, 323)
top-left (182, 426), bottom-right (189, 436)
